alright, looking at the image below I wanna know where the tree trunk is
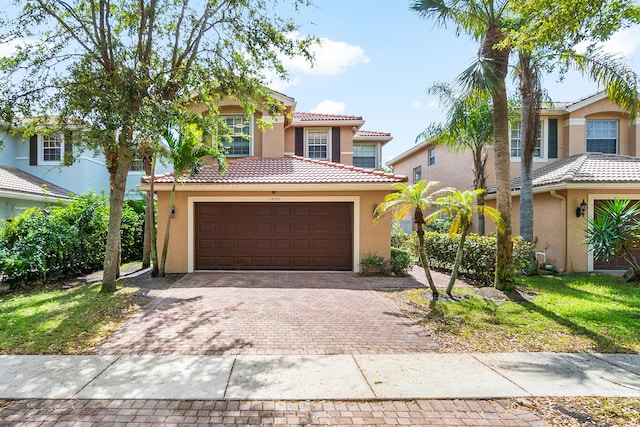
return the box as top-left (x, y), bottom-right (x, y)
top-left (159, 180), bottom-right (176, 277)
top-left (484, 23), bottom-right (514, 291)
top-left (102, 144), bottom-right (132, 292)
top-left (446, 230), bottom-right (468, 296)
top-left (415, 208), bottom-right (438, 297)
top-left (473, 146), bottom-right (488, 236)
top-left (518, 52), bottom-right (542, 275)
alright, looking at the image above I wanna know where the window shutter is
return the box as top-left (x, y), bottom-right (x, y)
top-left (295, 127), bottom-right (304, 156)
top-left (64, 131), bottom-right (74, 165)
top-left (331, 127), bottom-right (340, 163)
top-left (29, 135), bottom-right (38, 166)
top-left (548, 119), bottom-right (558, 158)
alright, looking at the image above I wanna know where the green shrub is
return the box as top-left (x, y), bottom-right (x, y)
top-left (360, 252), bottom-right (388, 276)
top-left (0, 192), bottom-right (144, 286)
top-left (389, 247), bottom-right (412, 276)
top-left (400, 232), bottom-right (533, 286)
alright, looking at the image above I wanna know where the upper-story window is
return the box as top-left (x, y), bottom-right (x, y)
top-left (39, 134), bottom-right (64, 165)
top-left (306, 129), bottom-right (330, 160)
top-left (510, 120), bottom-right (542, 158)
top-left (129, 157), bottom-right (145, 172)
top-left (413, 166), bottom-right (422, 183)
top-left (428, 148), bottom-right (436, 166)
top-left (221, 115), bottom-right (252, 156)
top-left (586, 119), bottom-right (617, 154)
top-left (353, 144), bottom-right (376, 168)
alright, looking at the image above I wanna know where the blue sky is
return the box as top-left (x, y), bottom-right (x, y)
top-left (272, 1), bottom-right (640, 163)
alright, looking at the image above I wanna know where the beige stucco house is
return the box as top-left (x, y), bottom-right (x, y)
top-left (139, 91), bottom-right (403, 273)
top-left (387, 91), bottom-right (640, 273)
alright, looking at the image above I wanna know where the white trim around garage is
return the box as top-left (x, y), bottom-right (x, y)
top-left (187, 195), bottom-right (361, 274)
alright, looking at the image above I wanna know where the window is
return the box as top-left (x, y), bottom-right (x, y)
top-left (39, 134), bottom-right (64, 164)
top-left (510, 120), bottom-right (542, 158)
top-left (221, 116), bottom-right (252, 156)
top-left (587, 120), bottom-right (617, 154)
top-left (129, 157), bottom-right (145, 172)
top-left (428, 148), bottom-right (436, 166)
top-left (353, 144), bottom-right (376, 168)
top-left (306, 129), bottom-right (330, 160)
top-left (413, 166), bottom-right (422, 183)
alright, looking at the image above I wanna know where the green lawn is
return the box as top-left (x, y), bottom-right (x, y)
top-left (395, 273), bottom-right (640, 353)
top-left (0, 283), bottom-right (142, 354)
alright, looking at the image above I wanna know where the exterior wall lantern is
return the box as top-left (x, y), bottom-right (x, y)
top-left (576, 199), bottom-right (588, 217)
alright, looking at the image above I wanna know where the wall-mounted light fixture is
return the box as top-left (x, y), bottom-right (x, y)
top-left (576, 199), bottom-right (587, 217)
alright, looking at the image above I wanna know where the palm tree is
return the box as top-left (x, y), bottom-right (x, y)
top-left (427, 188), bottom-right (501, 296)
top-left (411, 0), bottom-right (515, 291)
top-left (584, 199), bottom-right (640, 280)
top-left (374, 180), bottom-right (440, 297)
top-left (417, 83), bottom-right (494, 235)
top-left (158, 119), bottom-right (227, 277)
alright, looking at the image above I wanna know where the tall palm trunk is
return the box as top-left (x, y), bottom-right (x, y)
top-left (473, 146), bottom-right (488, 235)
top-left (518, 52), bottom-right (542, 274)
top-left (415, 208), bottom-right (439, 297)
top-left (159, 179), bottom-right (176, 277)
top-left (484, 23), bottom-right (515, 291)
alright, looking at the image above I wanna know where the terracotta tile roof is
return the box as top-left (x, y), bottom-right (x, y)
top-left (0, 166), bottom-right (73, 199)
top-left (489, 153), bottom-right (640, 193)
top-left (293, 112), bottom-right (363, 121)
top-left (355, 130), bottom-right (391, 137)
top-left (147, 155), bottom-right (407, 184)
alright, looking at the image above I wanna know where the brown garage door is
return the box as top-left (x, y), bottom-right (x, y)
top-left (195, 202), bottom-right (353, 270)
top-left (593, 199), bottom-right (640, 270)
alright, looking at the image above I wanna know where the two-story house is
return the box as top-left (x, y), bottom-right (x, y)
top-left (139, 91), bottom-right (403, 273)
top-left (0, 122), bottom-right (173, 219)
top-left (387, 91), bottom-right (640, 273)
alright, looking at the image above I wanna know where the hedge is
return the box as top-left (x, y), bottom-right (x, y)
top-left (400, 231), bottom-right (533, 286)
top-left (0, 192), bottom-right (144, 286)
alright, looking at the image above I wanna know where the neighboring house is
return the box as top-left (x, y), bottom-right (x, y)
top-left (387, 91), bottom-right (640, 273)
top-left (139, 91), bottom-right (402, 274)
top-left (0, 125), bottom-right (172, 218)
top-left (0, 165), bottom-right (73, 218)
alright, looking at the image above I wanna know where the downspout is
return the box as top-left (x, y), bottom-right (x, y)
top-left (550, 190), bottom-right (567, 272)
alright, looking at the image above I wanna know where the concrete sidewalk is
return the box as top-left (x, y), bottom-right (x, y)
top-left (1, 352), bottom-right (638, 401)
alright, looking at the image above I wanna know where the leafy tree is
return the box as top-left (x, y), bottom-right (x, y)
top-left (416, 83), bottom-right (494, 235)
top-left (374, 180), bottom-right (441, 297)
top-left (0, 0), bottom-right (314, 292)
top-left (158, 115), bottom-right (226, 277)
top-left (427, 188), bottom-right (501, 296)
top-left (584, 199), bottom-right (640, 280)
top-left (411, 0), bottom-right (516, 291)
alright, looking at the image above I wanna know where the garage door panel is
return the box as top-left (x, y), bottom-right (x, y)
top-left (195, 202), bottom-right (352, 270)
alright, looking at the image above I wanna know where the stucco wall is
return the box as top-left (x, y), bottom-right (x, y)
top-left (156, 188), bottom-right (394, 274)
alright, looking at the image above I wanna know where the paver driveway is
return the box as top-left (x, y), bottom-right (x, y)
top-left (96, 272), bottom-right (438, 355)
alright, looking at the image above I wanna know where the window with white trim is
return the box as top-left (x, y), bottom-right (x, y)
top-left (39, 134), bottom-right (64, 165)
top-left (306, 129), bottom-right (330, 160)
top-left (413, 166), bottom-right (422, 183)
top-left (221, 116), bottom-right (252, 156)
top-left (428, 148), bottom-right (436, 166)
top-left (587, 119), bottom-right (617, 154)
top-left (129, 157), bottom-right (145, 172)
top-left (510, 120), bottom-right (542, 158)
top-left (353, 144), bottom-right (376, 168)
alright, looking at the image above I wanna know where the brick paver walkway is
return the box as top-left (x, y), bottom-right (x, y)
top-left (96, 272), bottom-right (438, 355)
top-left (0, 398), bottom-right (548, 426)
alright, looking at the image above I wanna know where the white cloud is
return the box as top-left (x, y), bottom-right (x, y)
top-left (310, 100), bottom-right (346, 114)
top-left (600, 27), bottom-right (640, 57)
top-left (412, 101), bottom-right (422, 109)
top-left (282, 32), bottom-right (370, 75)
top-left (0, 38), bottom-right (38, 58)
top-left (427, 100), bottom-right (440, 109)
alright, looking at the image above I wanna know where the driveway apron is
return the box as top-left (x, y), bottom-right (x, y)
top-left (95, 272), bottom-right (438, 355)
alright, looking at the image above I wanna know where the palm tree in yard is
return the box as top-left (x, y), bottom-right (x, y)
top-left (427, 188), bottom-right (501, 296)
top-left (411, 0), bottom-right (516, 291)
top-left (159, 118), bottom-right (227, 277)
top-left (375, 180), bottom-right (440, 297)
top-left (417, 83), bottom-right (494, 235)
